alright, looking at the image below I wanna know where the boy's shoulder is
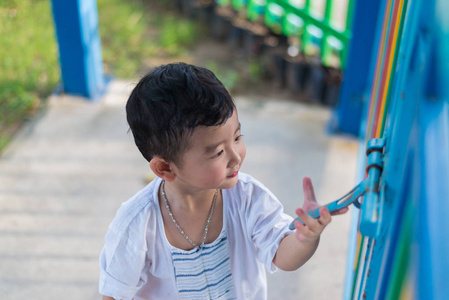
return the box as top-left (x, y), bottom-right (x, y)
top-left (237, 172), bottom-right (262, 186)
top-left (233, 172), bottom-right (277, 199)
top-left (108, 177), bottom-right (162, 234)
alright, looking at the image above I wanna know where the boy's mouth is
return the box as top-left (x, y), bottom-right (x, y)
top-left (227, 171), bottom-right (239, 178)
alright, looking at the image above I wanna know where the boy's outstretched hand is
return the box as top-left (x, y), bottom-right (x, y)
top-left (273, 177), bottom-right (348, 271)
top-left (293, 177), bottom-right (348, 243)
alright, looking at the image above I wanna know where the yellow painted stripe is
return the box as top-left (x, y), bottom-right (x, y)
top-left (366, 0), bottom-right (393, 141)
top-left (376, 0), bottom-right (405, 138)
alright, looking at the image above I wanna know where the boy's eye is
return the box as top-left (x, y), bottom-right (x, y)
top-left (213, 150), bottom-right (224, 158)
top-left (235, 134), bottom-right (244, 142)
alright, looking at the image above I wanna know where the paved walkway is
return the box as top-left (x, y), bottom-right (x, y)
top-left (0, 79), bottom-right (358, 299)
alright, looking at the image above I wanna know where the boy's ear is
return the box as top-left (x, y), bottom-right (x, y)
top-left (149, 156), bottom-right (176, 182)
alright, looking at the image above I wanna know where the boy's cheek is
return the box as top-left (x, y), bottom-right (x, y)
top-left (239, 146), bottom-right (247, 164)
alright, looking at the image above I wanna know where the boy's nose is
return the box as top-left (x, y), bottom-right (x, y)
top-left (229, 153), bottom-right (240, 167)
top-left (229, 145), bottom-right (243, 167)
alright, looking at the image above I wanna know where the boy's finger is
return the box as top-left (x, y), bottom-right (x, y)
top-left (330, 207), bottom-right (349, 216)
top-left (295, 207), bottom-right (304, 216)
top-left (295, 208), bottom-right (314, 224)
top-left (296, 208), bottom-right (325, 232)
top-left (318, 207), bottom-right (332, 226)
top-left (295, 208), bottom-right (314, 227)
top-left (294, 220), bottom-right (316, 241)
top-left (302, 177), bottom-right (317, 203)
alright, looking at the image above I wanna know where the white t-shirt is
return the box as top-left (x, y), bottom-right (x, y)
top-left (99, 173), bottom-right (294, 299)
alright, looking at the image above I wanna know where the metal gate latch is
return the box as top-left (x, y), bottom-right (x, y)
top-left (289, 138), bottom-right (386, 237)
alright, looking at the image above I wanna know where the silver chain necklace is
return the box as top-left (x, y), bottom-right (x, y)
top-left (161, 180), bottom-right (217, 249)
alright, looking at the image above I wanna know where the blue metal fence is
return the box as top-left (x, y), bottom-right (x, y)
top-left (343, 0), bottom-right (449, 298)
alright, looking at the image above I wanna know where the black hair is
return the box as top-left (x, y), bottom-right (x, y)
top-left (126, 62), bottom-right (235, 165)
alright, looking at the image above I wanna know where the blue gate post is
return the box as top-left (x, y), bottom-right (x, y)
top-left (50, 0), bottom-right (108, 100)
top-left (417, 0), bottom-right (449, 297)
top-left (328, 0), bottom-right (382, 136)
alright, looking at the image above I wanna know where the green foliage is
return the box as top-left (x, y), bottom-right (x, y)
top-left (0, 0), bottom-right (59, 152)
top-left (248, 58), bottom-right (264, 83)
top-left (0, 0), bottom-right (205, 153)
top-left (0, 0), bottom-right (59, 95)
top-left (97, 0), bottom-right (157, 77)
top-left (159, 16), bottom-right (202, 56)
top-left (205, 61), bottom-right (241, 92)
top-left (97, 0), bottom-right (203, 77)
top-left (0, 82), bottom-right (37, 126)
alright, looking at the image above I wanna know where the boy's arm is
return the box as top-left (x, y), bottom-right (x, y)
top-left (273, 206), bottom-right (330, 271)
top-left (102, 297), bottom-right (114, 300)
top-left (273, 177), bottom-right (347, 271)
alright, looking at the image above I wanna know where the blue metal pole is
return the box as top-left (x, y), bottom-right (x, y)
top-left (417, 0), bottom-right (449, 297)
top-left (50, 0), bottom-right (108, 100)
top-left (328, 0), bottom-right (382, 136)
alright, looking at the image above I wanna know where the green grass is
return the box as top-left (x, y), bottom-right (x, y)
top-left (97, 0), bottom-right (204, 77)
top-left (98, 0), bottom-right (158, 78)
top-left (0, 0), bottom-right (204, 153)
top-left (0, 0), bottom-right (59, 151)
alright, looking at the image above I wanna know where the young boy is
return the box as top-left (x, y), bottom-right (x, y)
top-left (99, 62), bottom-right (347, 300)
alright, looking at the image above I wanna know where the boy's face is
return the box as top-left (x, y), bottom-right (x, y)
top-left (171, 109), bottom-right (246, 191)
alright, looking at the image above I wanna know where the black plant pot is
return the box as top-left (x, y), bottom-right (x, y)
top-left (193, 2), bottom-right (215, 24)
top-left (228, 23), bottom-right (246, 50)
top-left (271, 54), bottom-right (288, 88)
top-left (304, 62), bottom-right (326, 104)
top-left (242, 30), bottom-right (265, 56)
top-left (211, 14), bottom-right (231, 40)
top-left (286, 58), bottom-right (311, 94)
top-left (322, 67), bottom-right (342, 107)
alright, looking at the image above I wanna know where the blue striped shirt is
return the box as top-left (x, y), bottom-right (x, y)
top-left (171, 230), bottom-right (236, 299)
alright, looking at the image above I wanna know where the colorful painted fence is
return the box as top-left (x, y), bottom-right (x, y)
top-left (214, 0), bottom-right (355, 69)
top-left (342, 0), bottom-right (449, 298)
